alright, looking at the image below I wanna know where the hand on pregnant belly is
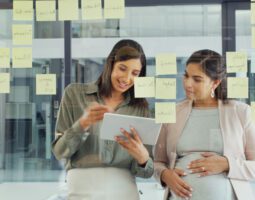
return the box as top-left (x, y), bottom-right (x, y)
top-left (161, 168), bottom-right (193, 199)
top-left (187, 152), bottom-right (229, 177)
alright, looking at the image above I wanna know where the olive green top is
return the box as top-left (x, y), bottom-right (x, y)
top-left (52, 82), bottom-right (153, 178)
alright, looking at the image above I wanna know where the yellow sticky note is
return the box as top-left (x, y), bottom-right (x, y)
top-left (251, 102), bottom-right (255, 123)
top-left (134, 77), bottom-right (155, 98)
top-left (13, 1), bottom-right (33, 21)
top-left (156, 78), bottom-right (176, 99)
top-left (0, 48), bottom-right (10, 68)
top-left (58, 0), bottom-right (79, 21)
top-left (104, 0), bottom-right (125, 19)
top-left (155, 102), bottom-right (176, 123)
top-left (0, 73), bottom-right (10, 94)
top-left (252, 4), bottom-right (255, 24)
top-left (226, 52), bottom-right (247, 73)
top-left (13, 48), bottom-right (32, 68)
top-left (156, 53), bottom-right (177, 75)
top-left (82, 0), bottom-right (102, 20)
top-left (252, 27), bottom-right (255, 48)
top-left (12, 24), bottom-right (33, 45)
top-left (227, 77), bottom-right (249, 98)
top-left (36, 1), bottom-right (56, 21)
top-left (36, 74), bottom-right (56, 95)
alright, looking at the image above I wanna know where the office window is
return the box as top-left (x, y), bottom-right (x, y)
top-left (1, 1), bottom-right (254, 199)
top-left (0, 9), bottom-right (64, 183)
top-left (71, 4), bottom-right (222, 117)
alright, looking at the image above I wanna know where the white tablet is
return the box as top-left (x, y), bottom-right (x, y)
top-left (100, 113), bottom-right (162, 145)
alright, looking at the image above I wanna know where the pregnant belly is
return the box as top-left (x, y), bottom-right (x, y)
top-left (171, 153), bottom-right (234, 200)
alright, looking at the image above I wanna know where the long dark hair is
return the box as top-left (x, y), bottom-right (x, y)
top-left (186, 49), bottom-right (228, 104)
top-left (97, 39), bottom-right (148, 107)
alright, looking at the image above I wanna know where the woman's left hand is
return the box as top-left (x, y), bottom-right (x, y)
top-left (115, 126), bottom-right (149, 166)
top-left (187, 152), bottom-right (229, 177)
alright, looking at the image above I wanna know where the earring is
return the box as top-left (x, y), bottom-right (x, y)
top-left (211, 89), bottom-right (215, 98)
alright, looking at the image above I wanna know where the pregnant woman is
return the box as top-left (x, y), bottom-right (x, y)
top-left (153, 49), bottom-right (255, 200)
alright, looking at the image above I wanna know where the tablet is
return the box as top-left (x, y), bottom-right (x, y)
top-left (100, 113), bottom-right (162, 145)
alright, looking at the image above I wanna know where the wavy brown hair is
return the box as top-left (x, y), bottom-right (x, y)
top-left (96, 39), bottom-right (148, 107)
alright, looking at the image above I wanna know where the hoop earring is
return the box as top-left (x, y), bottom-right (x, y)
top-left (211, 89), bottom-right (215, 98)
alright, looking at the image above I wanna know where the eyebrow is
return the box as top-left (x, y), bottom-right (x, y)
top-left (119, 64), bottom-right (141, 72)
top-left (184, 70), bottom-right (203, 79)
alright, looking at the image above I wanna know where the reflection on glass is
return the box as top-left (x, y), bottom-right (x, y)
top-left (72, 5), bottom-right (221, 38)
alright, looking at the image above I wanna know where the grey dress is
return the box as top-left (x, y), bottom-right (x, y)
top-left (169, 108), bottom-right (237, 200)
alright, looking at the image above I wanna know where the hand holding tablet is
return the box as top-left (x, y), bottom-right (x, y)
top-left (100, 113), bottom-right (162, 145)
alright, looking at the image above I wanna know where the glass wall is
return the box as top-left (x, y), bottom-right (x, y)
top-left (0, 2), bottom-right (222, 185)
top-left (236, 9), bottom-right (255, 102)
top-left (0, 1), bottom-right (254, 199)
top-left (0, 9), bottom-right (65, 182)
top-left (71, 4), bottom-right (222, 116)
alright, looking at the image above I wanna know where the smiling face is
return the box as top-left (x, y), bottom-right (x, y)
top-left (111, 58), bottom-right (142, 95)
top-left (183, 63), bottom-right (219, 102)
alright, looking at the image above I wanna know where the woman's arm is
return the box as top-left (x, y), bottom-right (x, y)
top-left (226, 105), bottom-right (255, 181)
top-left (153, 124), bottom-right (193, 198)
top-left (153, 124), bottom-right (169, 185)
top-left (130, 156), bottom-right (154, 178)
top-left (52, 85), bottom-right (112, 161)
top-left (115, 127), bottom-right (154, 178)
top-left (52, 85), bottom-right (86, 160)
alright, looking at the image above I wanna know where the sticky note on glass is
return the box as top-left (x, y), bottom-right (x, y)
top-left (0, 48), bottom-right (10, 68)
top-left (36, 74), bottom-right (56, 95)
top-left (12, 48), bottom-right (32, 68)
top-left (13, 1), bottom-right (33, 21)
top-left (156, 78), bottom-right (176, 99)
top-left (226, 52), bottom-right (247, 73)
top-left (59, 0), bottom-right (79, 21)
top-left (227, 77), bottom-right (249, 98)
top-left (134, 77), bottom-right (155, 98)
top-left (12, 24), bottom-right (33, 45)
top-left (156, 53), bottom-right (177, 75)
top-left (0, 73), bottom-right (10, 94)
top-left (251, 4), bottom-right (255, 24)
top-left (155, 102), bottom-right (176, 123)
top-left (251, 102), bottom-right (255, 123)
top-left (36, 1), bottom-right (56, 21)
top-left (82, 0), bottom-right (102, 20)
top-left (104, 0), bottom-right (125, 19)
top-left (252, 27), bottom-right (255, 48)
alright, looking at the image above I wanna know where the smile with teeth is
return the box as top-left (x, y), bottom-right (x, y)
top-left (118, 80), bottom-right (129, 89)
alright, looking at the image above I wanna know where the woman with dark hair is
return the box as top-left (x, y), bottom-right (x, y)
top-left (154, 49), bottom-right (255, 200)
top-left (52, 39), bottom-right (153, 200)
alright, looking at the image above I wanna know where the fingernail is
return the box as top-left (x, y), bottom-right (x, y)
top-left (187, 165), bottom-right (190, 169)
top-left (120, 128), bottom-right (124, 132)
top-left (183, 172), bottom-right (187, 176)
top-left (129, 125), bottom-right (134, 130)
top-left (189, 193), bottom-right (192, 197)
top-left (188, 170), bottom-right (193, 174)
top-left (190, 188), bottom-right (193, 191)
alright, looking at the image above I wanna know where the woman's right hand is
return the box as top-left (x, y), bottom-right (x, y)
top-left (79, 102), bottom-right (113, 129)
top-left (161, 168), bottom-right (193, 199)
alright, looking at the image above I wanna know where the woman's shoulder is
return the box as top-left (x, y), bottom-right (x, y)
top-left (64, 82), bottom-right (98, 94)
top-left (176, 99), bottom-right (191, 110)
top-left (222, 100), bottom-right (250, 109)
top-left (222, 100), bottom-right (251, 120)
